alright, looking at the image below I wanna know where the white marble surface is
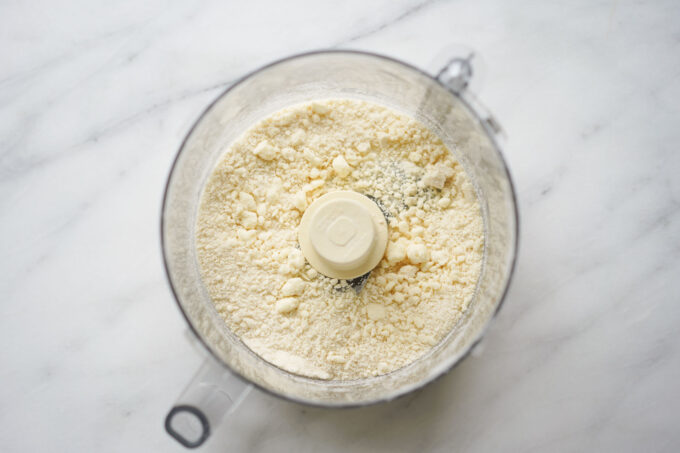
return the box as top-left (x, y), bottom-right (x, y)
top-left (2, 0), bottom-right (679, 451)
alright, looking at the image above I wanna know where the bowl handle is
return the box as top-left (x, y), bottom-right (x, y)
top-left (165, 353), bottom-right (252, 448)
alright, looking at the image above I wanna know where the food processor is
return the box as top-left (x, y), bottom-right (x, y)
top-left (161, 50), bottom-right (518, 448)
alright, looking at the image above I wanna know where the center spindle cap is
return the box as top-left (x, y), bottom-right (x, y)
top-left (298, 191), bottom-right (388, 280)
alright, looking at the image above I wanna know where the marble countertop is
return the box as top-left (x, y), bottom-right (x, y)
top-left (2, 0), bottom-right (679, 451)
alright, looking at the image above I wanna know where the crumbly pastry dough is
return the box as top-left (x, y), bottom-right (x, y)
top-left (196, 99), bottom-right (484, 380)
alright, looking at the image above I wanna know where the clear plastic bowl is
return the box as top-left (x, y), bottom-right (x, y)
top-left (162, 50), bottom-right (518, 448)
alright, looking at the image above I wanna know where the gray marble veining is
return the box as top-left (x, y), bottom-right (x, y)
top-left (1, 0), bottom-right (679, 451)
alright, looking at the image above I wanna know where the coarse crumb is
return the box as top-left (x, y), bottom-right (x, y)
top-left (196, 99), bottom-right (483, 380)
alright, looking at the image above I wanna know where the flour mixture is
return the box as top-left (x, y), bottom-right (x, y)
top-left (196, 99), bottom-right (483, 380)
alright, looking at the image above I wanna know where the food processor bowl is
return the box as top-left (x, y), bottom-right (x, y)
top-left (162, 50), bottom-right (518, 448)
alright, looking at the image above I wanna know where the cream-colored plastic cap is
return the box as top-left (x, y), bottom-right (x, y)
top-left (298, 191), bottom-right (388, 280)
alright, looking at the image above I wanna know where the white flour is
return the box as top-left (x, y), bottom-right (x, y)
top-left (196, 99), bottom-right (483, 380)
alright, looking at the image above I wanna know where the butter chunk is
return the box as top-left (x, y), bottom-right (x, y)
top-left (303, 179), bottom-right (325, 192)
top-left (431, 250), bottom-right (449, 266)
top-left (288, 249), bottom-right (305, 271)
top-left (290, 129), bottom-right (305, 146)
top-left (399, 265), bottom-right (418, 279)
top-left (252, 141), bottom-right (278, 160)
top-left (422, 164), bottom-right (455, 189)
top-left (292, 191), bottom-right (307, 211)
top-left (357, 142), bottom-right (370, 154)
top-left (311, 102), bottom-right (330, 115)
top-left (332, 155), bottom-right (352, 178)
top-left (240, 211), bottom-right (258, 229)
top-left (276, 297), bottom-right (300, 314)
top-left (237, 229), bottom-right (257, 242)
top-left (302, 148), bottom-right (322, 167)
top-left (386, 241), bottom-right (406, 264)
top-left (281, 277), bottom-right (305, 296)
top-left (281, 147), bottom-right (296, 161)
top-left (239, 192), bottom-right (256, 210)
top-left (407, 243), bottom-right (429, 264)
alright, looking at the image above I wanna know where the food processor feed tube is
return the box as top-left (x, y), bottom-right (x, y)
top-left (162, 50), bottom-right (517, 448)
